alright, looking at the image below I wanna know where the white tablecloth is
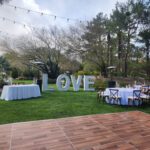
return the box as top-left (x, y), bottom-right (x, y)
top-left (133, 85), bottom-right (142, 90)
top-left (0, 84), bottom-right (41, 101)
top-left (104, 88), bottom-right (142, 105)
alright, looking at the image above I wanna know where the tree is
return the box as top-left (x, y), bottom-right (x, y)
top-left (0, 56), bottom-right (10, 73)
top-left (16, 27), bottom-right (64, 79)
top-left (110, 0), bottom-right (142, 77)
top-left (63, 23), bottom-right (86, 58)
top-left (0, 37), bottom-right (26, 71)
top-left (139, 30), bottom-right (150, 63)
top-left (59, 55), bottom-right (81, 74)
top-left (10, 26), bottom-right (72, 79)
top-left (0, 0), bottom-right (10, 5)
top-left (81, 13), bottom-right (108, 76)
top-left (136, 0), bottom-right (150, 77)
top-left (11, 68), bottom-right (19, 79)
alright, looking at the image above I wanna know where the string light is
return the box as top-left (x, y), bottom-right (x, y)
top-left (0, 5), bottom-right (86, 36)
top-left (0, 16), bottom-right (33, 29)
top-left (5, 4), bottom-right (84, 23)
top-left (0, 30), bottom-right (15, 37)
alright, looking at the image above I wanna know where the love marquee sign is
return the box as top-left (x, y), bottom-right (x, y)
top-left (42, 74), bottom-right (95, 91)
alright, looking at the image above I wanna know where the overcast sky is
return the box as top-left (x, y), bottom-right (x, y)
top-left (0, 0), bottom-right (127, 37)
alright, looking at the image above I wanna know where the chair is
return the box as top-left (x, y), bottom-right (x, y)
top-left (109, 89), bottom-right (121, 105)
top-left (141, 89), bottom-right (150, 103)
top-left (141, 85), bottom-right (149, 94)
top-left (128, 90), bottom-right (142, 106)
top-left (97, 87), bottom-right (109, 103)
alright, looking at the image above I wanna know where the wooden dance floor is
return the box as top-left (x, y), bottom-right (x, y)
top-left (0, 111), bottom-right (150, 150)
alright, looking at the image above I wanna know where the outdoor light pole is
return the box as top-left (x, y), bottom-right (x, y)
top-left (31, 61), bottom-right (44, 92)
top-left (107, 66), bottom-right (116, 88)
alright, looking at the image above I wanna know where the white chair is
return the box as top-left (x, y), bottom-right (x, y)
top-left (97, 88), bottom-right (109, 103)
top-left (141, 89), bottom-right (150, 103)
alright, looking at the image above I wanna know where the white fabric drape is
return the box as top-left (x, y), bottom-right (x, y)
top-left (1, 84), bottom-right (41, 101)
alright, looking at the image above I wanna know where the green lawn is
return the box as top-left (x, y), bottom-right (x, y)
top-left (13, 79), bottom-right (33, 84)
top-left (0, 86), bottom-right (149, 124)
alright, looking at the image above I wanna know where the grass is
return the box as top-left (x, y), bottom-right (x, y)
top-left (0, 84), bottom-right (149, 124)
top-left (13, 79), bottom-right (33, 84)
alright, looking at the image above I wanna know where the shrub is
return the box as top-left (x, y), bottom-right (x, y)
top-left (92, 71), bottom-right (99, 76)
top-left (0, 79), bottom-right (5, 88)
top-left (77, 70), bottom-right (100, 76)
top-left (16, 77), bottom-right (26, 80)
top-left (77, 71), bottom-right (87, 75)
top-left (0, 74), bottom-right (5, 88)
top-left (11, 68), bottom-right (19, 79)
top-left (48, 78), bottom-right (56, 84)
top-left (119, 81), bottom-right (127, 87)
top-left (94, 78), bottom-right (107, 91)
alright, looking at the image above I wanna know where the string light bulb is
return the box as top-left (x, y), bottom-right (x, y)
top-left (6, 4), bottom-right (86, 23)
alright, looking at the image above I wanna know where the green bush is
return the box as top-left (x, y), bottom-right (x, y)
top-left (77, 70), bottom-right (88, 75)
top-left (0, 74), bottom-right (5, 88)
top-left (92, 71), bottom-right (99, 76)
top-left (77, 70), bottom-right (99, 76)
top-left (48, 78), bottom-right (56, 84)
top-left (94, 78), bottom-right (107, 91)
top-left (119, 81), bottom-right (127, 87)
top-left (0, 79), bottom-right (5, 88)
top-left (11, 68), bottom-right (19, 79)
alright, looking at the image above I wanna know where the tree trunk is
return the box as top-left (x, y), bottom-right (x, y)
top-left (101, 62), bottom-right (107, 77)
top-left (124, 33), bottom-right (130, 77)
top-left (146, 40), bottom-right (149, 63)
top-left (117, 31), bottom-right (122, 72)
top-left (146, 41), bottom-right (150, 77)
top-left (124, 53), bottom-right (128, 77)
top-left (107, 32), bottom-right (111, 66)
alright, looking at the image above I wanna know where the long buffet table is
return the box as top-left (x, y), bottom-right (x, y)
top-left (0, 84), bottom-right (41, 101)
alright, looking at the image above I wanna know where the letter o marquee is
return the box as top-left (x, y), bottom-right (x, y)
top-left (56, 74), bottom-right (71, 91)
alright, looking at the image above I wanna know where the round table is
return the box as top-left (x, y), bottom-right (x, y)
top-left (104, 88), bottom-right (142, 105)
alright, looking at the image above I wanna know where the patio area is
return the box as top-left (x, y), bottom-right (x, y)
top-left (0, 111), bottom-right (150, 150)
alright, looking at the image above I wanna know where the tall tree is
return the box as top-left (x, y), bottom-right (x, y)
top-left (139, 30), bottom-right (150, 63)
top-left (136, 0), bottom-right (150, 77)
top-left (81, 13), bottom-right (108, 76)
top-left (0, 0), bottom-right (10, 4)
top-left (1, 27), bottom-right (65, 79)
top-left (17, 27), bottom-right (63, 79)
top-left (0, 56), bottom-right (10, 73)
top-left (111, 0), bottom-right (141, 77)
